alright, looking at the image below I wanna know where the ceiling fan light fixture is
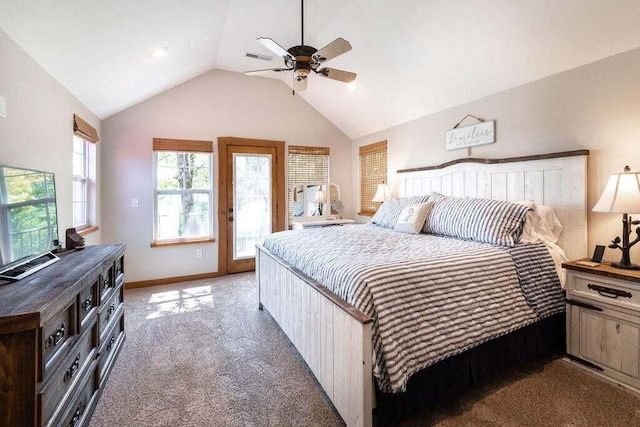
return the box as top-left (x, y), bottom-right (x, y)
top-left (294, 68), bottom-right (310, 80)
top-left (347, 81), bottom-right (358, 91)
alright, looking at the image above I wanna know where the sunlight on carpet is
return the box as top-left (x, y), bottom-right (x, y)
top-left (146, 285), bottom-right (214, 319)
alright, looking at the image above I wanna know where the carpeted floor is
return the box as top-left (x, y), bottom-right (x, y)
top-left (90, 273), bottom-right (640, 427)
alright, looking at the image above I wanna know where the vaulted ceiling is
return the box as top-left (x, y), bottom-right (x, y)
top-left (1, 0), bottom-right (640, 139)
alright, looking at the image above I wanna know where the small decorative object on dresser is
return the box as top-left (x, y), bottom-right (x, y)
top-left (0, 244), bottom-right (126, 427)
top-left (564, 260), bottom-right (640, 393)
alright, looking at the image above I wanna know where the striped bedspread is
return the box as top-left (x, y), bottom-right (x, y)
top-left (262, 224), bottom-right (565, 393)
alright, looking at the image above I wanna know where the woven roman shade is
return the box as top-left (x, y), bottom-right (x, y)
top-left (153, 138), bottom-right (213, 153)
top-left (288, 145), bottom-right (330, 226)
top-left (359, 140), bottom-right (387, 216)
top-left (73, 114), bottom-right (99, 143)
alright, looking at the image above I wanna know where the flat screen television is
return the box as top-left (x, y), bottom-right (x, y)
top-left (0, 165), bottom-right (60, 281)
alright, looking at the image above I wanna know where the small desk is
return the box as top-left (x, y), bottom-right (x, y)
top-left (291, 218), bottom-right (355, 230)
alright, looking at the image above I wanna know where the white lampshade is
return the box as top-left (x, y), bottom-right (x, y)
top-left (593, 167), bottom-right (640, 214)
top-left (372, 184), bottom-right (392, 202)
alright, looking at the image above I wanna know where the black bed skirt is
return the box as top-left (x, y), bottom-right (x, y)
top-left (374, 312), bottom-right (566, 421)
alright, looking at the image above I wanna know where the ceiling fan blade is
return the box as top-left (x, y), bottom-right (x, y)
top-left (293, 75), bottom-right (308, 92)
top-left (312, 38), bottom-right (352, 64)
top-left (245, 68), bottom-right (291, 76)
top-left (257, 37), bottom-right (294, 62)
top-left (317, 68), bottom-right (357, 83)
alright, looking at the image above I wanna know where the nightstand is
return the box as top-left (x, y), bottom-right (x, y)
top-left (291, 218), bottom-right (355, 230)
top-left (563, 260), bottom-right (640, 393)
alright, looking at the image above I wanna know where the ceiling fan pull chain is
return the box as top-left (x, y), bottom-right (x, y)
top-left (301, 0), bottom-right (304, 47)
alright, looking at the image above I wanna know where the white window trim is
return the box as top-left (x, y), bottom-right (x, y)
top-left (72, 136), bottom-right (96, 229)
top-left (152, 151), bottom-right (214, 244)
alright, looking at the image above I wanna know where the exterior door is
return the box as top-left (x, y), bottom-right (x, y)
top-left (218, 137), bottom-right (285, 275)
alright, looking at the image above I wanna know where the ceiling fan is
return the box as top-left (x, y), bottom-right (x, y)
top-left (245, 0), bottom-right (356, 93)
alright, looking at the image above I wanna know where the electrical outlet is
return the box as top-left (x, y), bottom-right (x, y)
top-left (196, 249), bottom-right (203, 258)
top-left (131, 198), bottom-right (139, 208)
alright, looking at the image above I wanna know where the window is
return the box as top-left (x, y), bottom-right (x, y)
top-left (153, 138), bottom-right (213, 244)
top-left (72, 114), bottom-right (98, 230)
top-left (359, 140), bottom-right (387, 216)
top-left (287, 145), bottom-right (330, 227)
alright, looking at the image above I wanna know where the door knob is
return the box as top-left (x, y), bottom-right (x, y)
top-left (229, 208), bottom-right (233, 213)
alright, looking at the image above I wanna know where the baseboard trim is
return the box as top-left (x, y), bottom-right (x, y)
top-left (125, 272), bottom-right (222, 289)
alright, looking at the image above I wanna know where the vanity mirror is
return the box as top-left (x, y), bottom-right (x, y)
top-left (291, 183), bottom-right (342, 219)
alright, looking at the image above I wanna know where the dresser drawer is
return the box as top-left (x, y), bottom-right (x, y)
top-left (98, 311), bottom-right (124, 385)
top-left (98, 284), bottom-right (123, 342)
top-left (39, 321), bottom-right (97, 426)
top-left (42, 301), bottom-right (77, 381)
top-left (53, 361), bottom-right (99, 427)
top-left (114, 256), bottom-right (124, 285)
top-left (98, 265), bottom-right (114, 304)
top-left (78, 281), bottom-right (98, 333)
top-left (568, 273), bottom-right (640, 312)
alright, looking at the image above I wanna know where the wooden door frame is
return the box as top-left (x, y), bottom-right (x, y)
top-left (217, 136), bottom-right (285, 276)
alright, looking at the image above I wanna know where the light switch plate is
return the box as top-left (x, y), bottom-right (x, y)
top-left (0, 96), bottom-right (6, 119)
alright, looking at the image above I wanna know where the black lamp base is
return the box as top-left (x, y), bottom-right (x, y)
top-left (611, 261), bottom-right (640, 270)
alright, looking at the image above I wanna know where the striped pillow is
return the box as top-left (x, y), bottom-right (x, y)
top-left (424, 196), bottom-right (531, 246)
top-left (369, 195), bottom-right (432, 229)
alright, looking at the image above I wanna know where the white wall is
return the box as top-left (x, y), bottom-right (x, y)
top-left (101, 69), bottom-right (352, 282)
top-left (352, 47), bottom-right (640, 265)
top-left (0, 28), bottom-right (102, 246)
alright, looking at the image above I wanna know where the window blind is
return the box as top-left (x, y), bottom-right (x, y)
top-left (288, 145), bottom-right (330, 227)
top-left (73, 114), bottom-right (99, 143)
top-left (359, 140), bottom-right (387, 216)
top-left (153, 138), bottom-right (213, 153)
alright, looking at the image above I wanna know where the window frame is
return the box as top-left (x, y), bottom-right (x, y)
top-left (152, 138), bottom-right (214, 246)
top-left (72, 135), bottom-right (97, 231)
top-left (358, 140), bottom-right (388, 216)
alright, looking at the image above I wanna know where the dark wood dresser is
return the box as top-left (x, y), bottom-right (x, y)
top-left (0, 244), bottom-right (126, 427)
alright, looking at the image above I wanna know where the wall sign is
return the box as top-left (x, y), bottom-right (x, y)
top-left (445, 120), bottom-right (495, 151)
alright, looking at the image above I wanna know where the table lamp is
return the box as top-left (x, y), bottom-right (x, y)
top-left (372, 183), bottom-right (392, 202)
top-left (592, 166), bottom-right (640, 270)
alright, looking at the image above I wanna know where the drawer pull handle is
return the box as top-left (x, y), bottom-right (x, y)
top-left (102, 276), bottom-right (110, 289)
top-left (81, 296), bottom-right (93, 312)
top-left (45, 322), bottom-right (65, 348)
top-left (566, 299), bottom-right (603, 312)
top-left (108, 303), bottom-right (116, 315)
top-left (64, 354), bottom-right (80, 382)
top-left (67, 400), bottom-right (86, 427)
top-left (587, 283), bottom-right (632, 299)
top-left (106, 335), bottom-right (116, 351)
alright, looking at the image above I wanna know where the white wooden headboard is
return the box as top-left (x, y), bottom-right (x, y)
top-left (398, 150), bottom-right (589, 261)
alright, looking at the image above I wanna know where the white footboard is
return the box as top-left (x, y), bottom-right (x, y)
top-left (256, 245), bottom-right (373, 427)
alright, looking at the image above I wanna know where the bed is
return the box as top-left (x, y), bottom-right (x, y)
top-left (256, 150), bottom-right (588, 426)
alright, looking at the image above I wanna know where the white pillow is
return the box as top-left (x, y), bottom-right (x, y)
top-left (519, 201), bottom-right (563, 244)
top-left (394, 202), bottom-right (434, 234)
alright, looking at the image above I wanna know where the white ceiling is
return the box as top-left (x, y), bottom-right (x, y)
top-left (1, 0), bottom-right (640, 139)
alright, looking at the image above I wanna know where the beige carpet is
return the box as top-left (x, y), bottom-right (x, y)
top-left (90, 273), bottom-right (640, 427)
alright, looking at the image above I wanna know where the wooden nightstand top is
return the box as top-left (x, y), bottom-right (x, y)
top-left (563, 259), bottom-right (640, 284)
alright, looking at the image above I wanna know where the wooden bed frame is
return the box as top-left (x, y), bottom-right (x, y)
top-left (256, 150), bottom-right (589, 426)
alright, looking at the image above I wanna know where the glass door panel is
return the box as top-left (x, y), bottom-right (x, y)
top-left (232, 153), bottom-right (272, 260)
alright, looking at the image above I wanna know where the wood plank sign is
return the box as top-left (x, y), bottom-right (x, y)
top-left (445, 120), bottom-right (495, 150)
